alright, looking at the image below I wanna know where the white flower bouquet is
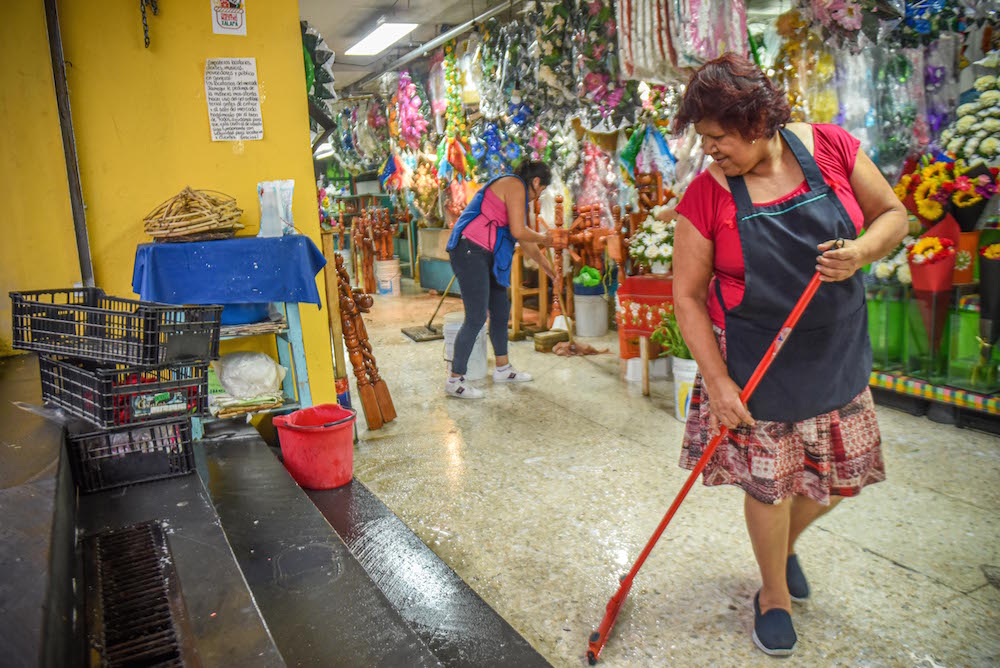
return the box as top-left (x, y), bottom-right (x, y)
top-left (628, 208), bottom-right (675, 271)
top-left (870, 235), bottom-right (917, 286)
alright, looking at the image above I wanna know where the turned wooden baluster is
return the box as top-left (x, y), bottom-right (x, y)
top-left (363, 213), bottom-right (377, 294)
top-left (335, 255), bottom-right (382, 430)
top-left (349, 292), bottom-right (395, 422)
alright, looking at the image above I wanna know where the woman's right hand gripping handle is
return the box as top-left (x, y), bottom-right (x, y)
top-left (704, 374), bottom-right (755, 433)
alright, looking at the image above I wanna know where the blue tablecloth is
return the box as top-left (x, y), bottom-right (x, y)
top-left (133, 236), bottom-right (327, 306)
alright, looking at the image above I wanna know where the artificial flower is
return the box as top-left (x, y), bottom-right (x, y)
top-left (908, 237), bottom-right (955, 264)
top-left (981, 243), bottom-right (1000, 260)
top-left (974, 75), bottom-right (998, 93)
top-left (957, 103), bottom-right (980, 118)
top-left (984, 118), bottom-right (1000, 133)
top-left (831, 1), bottom-right (862, 31)
top-left (894, 175), bottom-right (912, 201)
top-left (981, 90), bottom-right (1000, 107)
top-left (953, 189), bottom-right (983, 208)
top-left (956, 115), bottom-right (977, 133)
top-left (913, 177), bottom-right (939, 203)
top-left (980, 137), bottom-right (1000, 157)
top-left (917, 198), bottom-right (944, 220)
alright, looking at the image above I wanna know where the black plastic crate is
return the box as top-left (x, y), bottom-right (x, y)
top-left (66, 418), bottom-right (195, 493)
top-left (39, 356), bottom-right (208, 429)
top-left (11, 287), bottom-right (221, 366)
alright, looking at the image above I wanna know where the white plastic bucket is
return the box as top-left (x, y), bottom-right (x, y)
top-left (671, 357), bottom-right (699, 422)
top-left (443, 312), bottom-right (488, 380)
top-left (375, 258), bottom-right (402, 296)
top-left (574, 294), bottom-right (609, 337)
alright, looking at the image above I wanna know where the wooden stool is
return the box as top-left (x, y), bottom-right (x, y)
top-left (510, 246), bottom-right (549, 340)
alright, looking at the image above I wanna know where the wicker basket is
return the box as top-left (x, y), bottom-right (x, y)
top-left (144, 187), bottom-right (244, 242)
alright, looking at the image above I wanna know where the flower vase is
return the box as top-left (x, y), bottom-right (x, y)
top-left (905, 289), bottom-right (953, 383)
top-left (867, 284), bottom-right (906, 371)
top-left (952, 200), bottom-right (989, 233)
top-left (650, 260), bottom-right (670, 275)
top-left (903, 194), bottom-right (945, 228)
top-left (946, 307), bottom-right (1000, 393)
top-left (953, 230), bottom-right (981, 285)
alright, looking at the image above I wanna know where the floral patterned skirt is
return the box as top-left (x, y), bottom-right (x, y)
top-left (679, 331), bottom-right (886, 505)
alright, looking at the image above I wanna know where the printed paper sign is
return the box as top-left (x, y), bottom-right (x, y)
top-left (204, 58), bottom-right (263, 141)
top-left (211, 0), bottom-right (247, 36)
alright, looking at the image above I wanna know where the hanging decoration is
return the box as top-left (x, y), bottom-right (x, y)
top-left (667, 0), bottom-right (748, 68)
top-left (938, 55), bottom-right (1000, 166)
top-left (394, 71), bottom-right (430, 150)
top-left (566, 0), bottom-right (640, 133)
top-left (301, 21), bottom-right (338, 130)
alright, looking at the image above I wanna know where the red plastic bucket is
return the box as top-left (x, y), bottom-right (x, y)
top-left (273, 404), bottom-right (356, 489)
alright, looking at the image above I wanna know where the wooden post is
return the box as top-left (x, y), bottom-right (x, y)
top-left (320, 231), bottom-right (348, 380)
top-left (640, 335), bottom-right (650, 397)
top-left (335, 255), bottom-right (382, 430)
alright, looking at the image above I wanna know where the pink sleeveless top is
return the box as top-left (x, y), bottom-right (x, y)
top-left (461, 187), bottom-right (509, 251)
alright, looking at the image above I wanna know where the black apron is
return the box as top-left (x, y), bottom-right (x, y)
top-left (716, 128), bottom-right (872, 423)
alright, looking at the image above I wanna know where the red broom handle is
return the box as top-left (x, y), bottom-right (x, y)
top-left (588, 271), bottom-right (823, 664)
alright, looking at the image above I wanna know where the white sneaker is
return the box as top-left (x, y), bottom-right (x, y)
top-left (493, 365), bottom-right (533, 383)
top-left (445, 377), bottom-right (484, 399)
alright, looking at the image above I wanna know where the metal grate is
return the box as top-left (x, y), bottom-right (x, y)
top-left (84, 522), bottom-right (199, 667)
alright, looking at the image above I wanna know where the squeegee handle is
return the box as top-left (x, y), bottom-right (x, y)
top-left (738, 271), bottom-right (822, 402)
top-left (426, 274), bottom-right (458, 329)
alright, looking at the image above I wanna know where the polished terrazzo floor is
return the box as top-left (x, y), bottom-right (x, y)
top-left (344, 280), bottom-right (999, 667)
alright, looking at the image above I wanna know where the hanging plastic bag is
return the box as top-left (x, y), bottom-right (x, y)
top-left (257, 180), bottom-right (295, 237)
top-left (212, 352), bottom-right (287, 400)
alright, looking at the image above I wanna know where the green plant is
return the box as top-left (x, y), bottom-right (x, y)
top-left (650, 304), bottom-right (692, 360)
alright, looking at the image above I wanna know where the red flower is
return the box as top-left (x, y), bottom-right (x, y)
top-left (911, 174), bottom-right (923, 186)
top-left (940, 238), bottom-right (955, 248)
top-left (940, 181), bottom-right (956, 194)
top-left (954, 175), bottom-right (973, 191)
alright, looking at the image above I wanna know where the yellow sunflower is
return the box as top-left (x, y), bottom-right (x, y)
top-left (894, 174), bottom-right (913, 201)
top-left (917, 198), bottom-right (945, 221)
top-left (913, 177), bottom-right (940, 204)
top-left (953, 189), bottom-right (984, 208)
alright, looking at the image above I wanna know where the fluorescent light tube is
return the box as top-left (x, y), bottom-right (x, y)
top-left (314, 142), bottom-right (334, 159)
top-left (345, 22), bottom-right (418, 56)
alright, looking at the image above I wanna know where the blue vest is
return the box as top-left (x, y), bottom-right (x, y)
top-left (446, 175), bottom-right (526, 288)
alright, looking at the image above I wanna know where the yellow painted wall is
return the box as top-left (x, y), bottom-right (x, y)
top-left (55, 0), bottom-right (336, 404)
top-left (0, 2), bottom-right (80, 356)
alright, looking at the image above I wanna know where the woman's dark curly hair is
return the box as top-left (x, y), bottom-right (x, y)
top-left (674, 54), bottom-right (791, 141)
top-left (514, 160), bottom-right (553, 187)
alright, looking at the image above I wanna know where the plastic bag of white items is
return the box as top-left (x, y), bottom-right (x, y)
top-left (211, 352), bottom-right (287, 400)
top-left (258, 179), bottom-right (295, 237)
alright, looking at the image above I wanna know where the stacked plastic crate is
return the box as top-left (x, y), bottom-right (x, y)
top-left (10, 288), bottom-right (222, 492)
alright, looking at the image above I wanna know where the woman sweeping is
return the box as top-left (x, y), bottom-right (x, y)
top-left (667, 55), bottom-right (908, 655)
top-left (444, 161), bottom-right (557, 399)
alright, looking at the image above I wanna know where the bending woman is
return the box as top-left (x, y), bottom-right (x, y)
top-left (668, 55), bottom-right (907, 656)
top-left (445, 161), bottom-right (557, 399)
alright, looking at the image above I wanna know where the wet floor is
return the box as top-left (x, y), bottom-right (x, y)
top-left (344, 279), bottom-right (1000, 667)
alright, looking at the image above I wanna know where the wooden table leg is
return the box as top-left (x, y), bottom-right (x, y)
top-left (537, 263), bottom-right (548, 332)
top-left (511, 247), bottom-right (523, 337)
top-left (640, 335), bottom-right (650, 397)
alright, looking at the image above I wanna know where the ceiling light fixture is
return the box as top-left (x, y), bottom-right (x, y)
top-left (345, 20), bottom-right (418, 57)
top-left (313, 142), bottom-right (335, 160)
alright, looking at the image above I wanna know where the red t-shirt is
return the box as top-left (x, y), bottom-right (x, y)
top-left (675, 124), bottom-right (864, 328)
